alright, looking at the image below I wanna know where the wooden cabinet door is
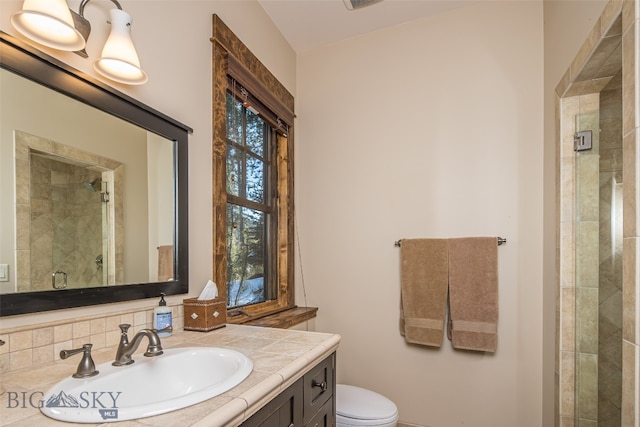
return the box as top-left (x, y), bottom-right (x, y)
top-left (241, 352), bottom-right (336, 427)
top-left (303, 353), bottom-right (335, 425)
top-left (306, 398), bottom-right (334, 427)
top-left (241, 380), bottom-right (303, 427)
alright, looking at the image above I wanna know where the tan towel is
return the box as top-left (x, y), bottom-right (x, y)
top-left (447, 237), bottom-right (498, 352)
top-left (157, 245), bottom-right (174, 281)
top-left (400, 239), bottom-right (449, 347)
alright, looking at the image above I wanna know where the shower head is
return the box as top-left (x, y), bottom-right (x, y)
top-left (82, 178), bottom-right (101, 192)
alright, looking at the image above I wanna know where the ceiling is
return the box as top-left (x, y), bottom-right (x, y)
top-left (257, 0), bottom-right (478, 53)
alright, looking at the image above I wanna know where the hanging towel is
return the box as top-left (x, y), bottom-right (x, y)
top-left (447, 237), bottom-right (499, 352)
top-left (157, 245), bottom-right (174, 281)
top-left (400, 238), bottom-right (449, 347)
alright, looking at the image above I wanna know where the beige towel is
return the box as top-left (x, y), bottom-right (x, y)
top-left (447, 237), bottom-right (498, 352)
top-left (400, 239), bottom-right (449, 347)
top-left (157, 245), bottom-right (174, 281)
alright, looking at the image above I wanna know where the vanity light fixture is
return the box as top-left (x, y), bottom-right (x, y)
top-left (11, 0), bottom-right (147, 85)
top-left (10, 0), bottom-right (85, 51)
top-left (93, 7), bottom-right (147, 85)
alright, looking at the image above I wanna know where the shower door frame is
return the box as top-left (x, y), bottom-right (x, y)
top-left (555, 0), bottom-right (640, 425)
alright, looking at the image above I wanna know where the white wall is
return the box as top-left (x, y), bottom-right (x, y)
top-left (0, 0), bottom-right (296, 328)
top-left (296, 2), bottom-right (543, 426)
top-left (147, 133), bottom-right (175, 281)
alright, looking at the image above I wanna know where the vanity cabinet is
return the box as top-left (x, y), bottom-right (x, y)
top-left (241, 352), bottom-right (336, 427)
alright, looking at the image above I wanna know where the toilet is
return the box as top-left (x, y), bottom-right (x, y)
top-left (336, 384), bottom-right (399, 427)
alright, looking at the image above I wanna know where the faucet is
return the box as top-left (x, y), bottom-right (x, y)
top-left (60, 343), bottom-right (99, 378)
top-left (112, 324), bottom-right (170, 366)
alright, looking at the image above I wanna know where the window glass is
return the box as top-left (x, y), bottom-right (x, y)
top-left (246, 110), bottom-right (264, 156)
top-left (226, 145), bottom-right (242, 197)
top-left (246, 155), bottom-right (264, 203)
top-left (226, 92), bottom-right (273, 309)
top-left (226, 94), bottom-right (243, 144)
top-left (226, 204), bottom-right (267, 308)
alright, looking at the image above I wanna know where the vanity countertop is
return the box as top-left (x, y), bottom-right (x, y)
top-left (0, 324), bottom-right (341, 426)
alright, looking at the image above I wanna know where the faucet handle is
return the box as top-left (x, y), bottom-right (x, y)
top-left (118, 323), bottom-right (131, 334)
top-left (60, 343), bottom-right (99, 378)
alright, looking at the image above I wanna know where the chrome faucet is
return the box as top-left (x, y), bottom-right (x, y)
top-left (112, 323), bottom-right (170, 366)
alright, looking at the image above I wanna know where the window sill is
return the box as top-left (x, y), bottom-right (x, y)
top-left (235, 306), bottom-right (318, 329)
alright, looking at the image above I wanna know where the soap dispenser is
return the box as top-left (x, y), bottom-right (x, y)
top-left (153, 293), bottom-right (172, 337)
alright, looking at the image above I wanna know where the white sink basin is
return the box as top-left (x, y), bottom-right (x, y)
top-left (40, 347), bottom-right (253, 423)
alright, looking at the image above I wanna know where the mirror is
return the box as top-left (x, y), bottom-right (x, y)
top-left (0, 31), bottom-right (190, 316)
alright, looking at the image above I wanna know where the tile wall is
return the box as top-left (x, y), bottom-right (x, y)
top-left (597, 78), bottom-right (623, 426)
top-left (28, 154), bottom-right (105, 290)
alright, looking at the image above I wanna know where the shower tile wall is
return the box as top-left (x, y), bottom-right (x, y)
top-left (598, 76), bottom-right (623, 427)
top-left (575, 95), bottom-right (600, 425)
top-left (28, 156), bottom-right (104, 290)
top-left (15, 130), bottom-right (123, 292)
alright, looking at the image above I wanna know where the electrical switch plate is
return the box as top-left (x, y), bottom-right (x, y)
top-left (0, 264), bottom-right (8, 282)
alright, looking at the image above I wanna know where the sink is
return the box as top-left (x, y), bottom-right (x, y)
top-left (40, 347), bottom-right (253, 423)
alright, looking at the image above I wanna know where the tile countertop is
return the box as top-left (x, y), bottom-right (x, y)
top-left (0, 324), bottom-right (341, 427)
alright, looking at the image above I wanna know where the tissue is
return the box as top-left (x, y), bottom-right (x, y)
top-left (198, 280), bottom-right (219, 301)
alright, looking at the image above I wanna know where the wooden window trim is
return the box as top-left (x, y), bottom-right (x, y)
top-left (211, 15), bottom-right (295, 320)
top-left (243, 306), bottom-right (318, 329)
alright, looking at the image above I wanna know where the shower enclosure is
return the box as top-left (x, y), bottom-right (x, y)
top-left (572, 74), bottom-right (623, 425)
top-left (555, 1), bottom-right (640, 425)
top-left (29, 152), bottom-right (110, 290)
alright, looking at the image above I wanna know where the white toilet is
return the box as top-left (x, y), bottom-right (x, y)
top-left (336, 384), bottom-right (399, 427)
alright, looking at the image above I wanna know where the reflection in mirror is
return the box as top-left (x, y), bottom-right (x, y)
top-left (0, 31), bottom-right (190, 316)
top-left (22, 135), bottom-right (123, 291)
top-left (3, 68), bottom-right (175, 293)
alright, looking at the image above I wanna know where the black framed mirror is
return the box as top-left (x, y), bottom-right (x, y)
top-left (0, 31), bottom-right (190, 316)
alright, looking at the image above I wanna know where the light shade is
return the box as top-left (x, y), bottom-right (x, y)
top-left (11, 0), bottom-right (85, 51)
top-left (93, 9), bottom-right (147, 85)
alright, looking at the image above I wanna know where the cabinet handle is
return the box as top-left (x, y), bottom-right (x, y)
top-left (312, 380), bottom-right (327, 391)
top-left (288, 424), bottom-right (294, 427)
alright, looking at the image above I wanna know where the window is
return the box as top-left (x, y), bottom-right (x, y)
top-left (211, 15), bottom-right (295, 320)
top-left (225, 88), bottom-right (276, 308)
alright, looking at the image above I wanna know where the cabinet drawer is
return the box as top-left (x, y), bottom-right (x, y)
top-left (303, 353), bottom-right (335, 425)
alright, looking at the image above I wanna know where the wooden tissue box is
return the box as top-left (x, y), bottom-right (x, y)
top-left (183, 297), bottom-right (227, 332)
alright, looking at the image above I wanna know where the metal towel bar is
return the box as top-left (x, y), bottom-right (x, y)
top-left (394, 237), bottom-right (507, 247)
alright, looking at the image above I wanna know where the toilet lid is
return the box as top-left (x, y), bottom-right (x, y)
top-left (336, 384), bottom-right (398, 421)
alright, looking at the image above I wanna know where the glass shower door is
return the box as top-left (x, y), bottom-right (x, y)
top-left (573, 76), bottom-right (623, 425)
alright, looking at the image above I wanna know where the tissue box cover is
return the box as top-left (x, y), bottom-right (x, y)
top-left (183, 297), bottom-right (227, 331)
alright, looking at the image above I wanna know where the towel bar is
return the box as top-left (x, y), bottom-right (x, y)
top-left (394, 237), bottom-right (507, 247)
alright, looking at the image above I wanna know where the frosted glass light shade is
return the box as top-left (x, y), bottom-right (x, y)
top-left (94, 9), bottom-right (147, 85)
top-left (11, 0), bottom-right (85, 51)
